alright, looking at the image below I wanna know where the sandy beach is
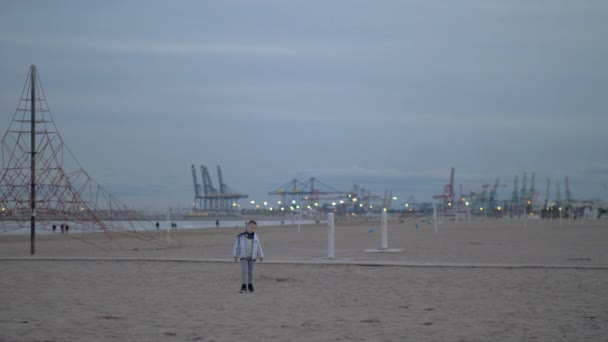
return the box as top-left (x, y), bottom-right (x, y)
top-left (1, 218), bottom-right (607, 341)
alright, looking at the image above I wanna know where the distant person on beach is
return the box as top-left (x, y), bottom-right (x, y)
top-left (156, 222), bottom-right (159, 230)
top-left (232, 220), bottom-right (264, 293)
top-left (216, 219), bottom-right (220, 228)
top-left (60, 224), bottom-right (65, 233)
top-left (52, 224), bottom-right (56, 232)
top-left (65, 224), bottom-right (69, 233)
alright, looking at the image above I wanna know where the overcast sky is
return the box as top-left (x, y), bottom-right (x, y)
top-left (1, 0), bottom-right (607, 210)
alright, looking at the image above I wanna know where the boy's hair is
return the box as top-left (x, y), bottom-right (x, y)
top-left (248, 220), bottom-right (257, 226)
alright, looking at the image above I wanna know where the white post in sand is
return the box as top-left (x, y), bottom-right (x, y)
top-left (433, 201), bottom-right (438, 233)
top-left (381, 210), bottom-right (388, 249)
top-left (298, 207), bottom-right (302, 232)
top-left (327, 213), bottom-right (335, 258)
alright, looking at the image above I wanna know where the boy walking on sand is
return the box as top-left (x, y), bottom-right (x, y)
top-left (233, 220), bottom-right (264, 293)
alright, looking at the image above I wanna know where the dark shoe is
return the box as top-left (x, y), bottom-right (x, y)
top-left (248, 284), bottom-right (254, 293)
top-left (239, 284), bottom-right (247, 293)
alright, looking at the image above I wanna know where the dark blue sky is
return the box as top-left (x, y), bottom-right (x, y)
top-left (1, 1), bottom-right (607, 209)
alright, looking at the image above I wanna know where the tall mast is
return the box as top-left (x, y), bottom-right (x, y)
top-left (30, 65), bottom-right (37, 255)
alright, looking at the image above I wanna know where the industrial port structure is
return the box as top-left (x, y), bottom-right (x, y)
top-left (187, 163), bottom-right (585, 219)
top-left (191, 164), bottom-right (248, 211)
top-left (189, 170), bottom-right (397, 214)
top-left (266, 178), bottom-right (392, 214)
top-left (431, 167), bottom-right (582, 220)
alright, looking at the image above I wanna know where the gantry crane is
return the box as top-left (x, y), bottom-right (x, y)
top-left (191, 164), bottom-right (248, 211)
top-left (191, 165), bottom-right (203, 209)
top-left (268, 177), bottom-right (343, 208)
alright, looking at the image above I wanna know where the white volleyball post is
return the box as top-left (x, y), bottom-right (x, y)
top-left (381, 210), bottom-right (388, 249)
top-left (327, 213), bottom-right (335, 258)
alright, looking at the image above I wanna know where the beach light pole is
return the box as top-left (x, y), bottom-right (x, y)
top-left (381, 210), bottom-right (388, 249)
top-left (327, 213), bottom-right (335, 258)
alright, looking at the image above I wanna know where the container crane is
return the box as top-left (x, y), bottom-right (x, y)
top-left (191, 165), bottom-right (203, 210)
top-left (529, 172), bottom-right (536, 207)
top-left (565, 176), bottom-right (572, 202)
top-left (191, 164), bottom-right (248, 211)
top-left (556, 180), bottom-right (562, 207)
top-left (268, 177), bottom-right (343, 208)
top-left (488, 178), bottom-right (503, 210)
top-left (201, 165), bottom-right (218, 210)
top-left (445, 167), bottom-right (455, 206)
top-left (544, 177), bottom-right (551, 209)
top-left (511, 175), bottom-right (520, 216)
top-left (520, 172), bottom-right (528, 205)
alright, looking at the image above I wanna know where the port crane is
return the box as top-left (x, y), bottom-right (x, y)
top-left (191, 164), bottom-right (248, 211)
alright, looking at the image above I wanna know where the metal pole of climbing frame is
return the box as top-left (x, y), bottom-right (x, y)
top-left (30, 65), bottom-right (37, 255)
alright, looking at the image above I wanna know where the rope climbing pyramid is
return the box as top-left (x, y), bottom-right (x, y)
top-left (0, 65), bottom-right (174, 252)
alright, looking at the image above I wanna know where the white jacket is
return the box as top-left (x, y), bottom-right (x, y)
top-left (232, 232), bottom-right (264, 260)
